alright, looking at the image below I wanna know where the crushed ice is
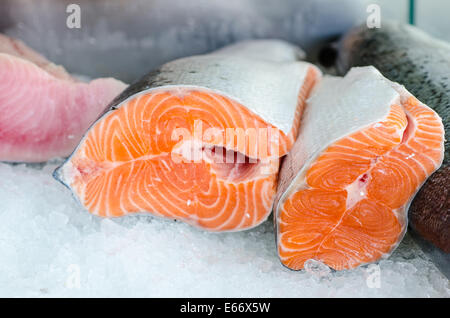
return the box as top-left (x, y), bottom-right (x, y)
top-left (0, 162), bottom-right (448, 297)
top-left (304, 259), bottom-right (331, 279)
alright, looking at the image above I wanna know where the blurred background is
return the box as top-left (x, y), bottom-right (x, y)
top-left (1, 0), bottom-right (448, 82)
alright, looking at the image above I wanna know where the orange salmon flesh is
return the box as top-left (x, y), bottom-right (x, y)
top-left (277, 97), bottom-right (444, 270)
top-left (58, 68), bottom-right (318, 232)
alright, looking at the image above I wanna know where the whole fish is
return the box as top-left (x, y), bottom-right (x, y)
top-left (337, 22), bottom-right (449, 254)
top-left (54, 40), bottom-right (321, 232)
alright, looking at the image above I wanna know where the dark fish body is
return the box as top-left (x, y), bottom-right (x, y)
top-left (337, 22), bottom-right (449, 254)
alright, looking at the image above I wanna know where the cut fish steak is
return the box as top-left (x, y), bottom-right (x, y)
top-left (0, 34), bottom-right (127, 162)
top-left (337, 22), bottom-right (450, 254)
top-left (275, 66), bottom-right (444, 270)
top-left (54, 40), bottom-right (321, 232)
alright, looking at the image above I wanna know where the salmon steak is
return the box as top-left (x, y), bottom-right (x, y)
top-left (54, 40), bottom-right (321, 232)
top-left (275, 66), bottom-right (444, 270)
top-left (0, 34), bottom-right (127, 162)
top-left (337, 22), bottom-right (450, 253)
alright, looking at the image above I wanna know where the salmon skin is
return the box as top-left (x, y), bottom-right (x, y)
top-left (274, 66), bottom-right (444, 270)
top-left (337, 22), bottom-right (450, 253)
top-left (0, 34), bottom-right (127, 162)
top-left (54, 40), bottom-right (321, 232)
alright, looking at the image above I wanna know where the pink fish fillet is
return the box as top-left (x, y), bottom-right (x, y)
top-left (0, 34), bottom-right (127, 162)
